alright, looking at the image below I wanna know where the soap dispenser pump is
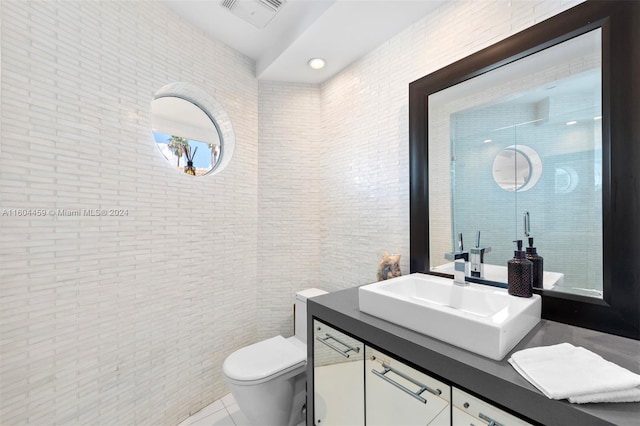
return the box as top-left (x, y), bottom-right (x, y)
top-left (526, 237), bottom-right (544, 288)
top-left (508, 240), bottom-right (533, 298)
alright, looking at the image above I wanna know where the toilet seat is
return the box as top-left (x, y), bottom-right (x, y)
top-left (223, 335), bottom-right (306, 385)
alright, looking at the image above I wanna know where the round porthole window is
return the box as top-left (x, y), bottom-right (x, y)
top-left (151, 82), bottom-right (235, 176)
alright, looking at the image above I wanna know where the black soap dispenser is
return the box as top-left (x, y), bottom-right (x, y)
top-left (526, 237), bottom-right (544, 288)
top-left (508, 240), bottom-right (533, 298)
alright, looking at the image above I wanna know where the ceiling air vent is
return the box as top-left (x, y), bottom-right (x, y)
top-left (220, 0), bottom-right (286, 29)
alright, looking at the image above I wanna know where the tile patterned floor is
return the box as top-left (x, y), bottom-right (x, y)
top-left (178, 393), bottom-right (250, 426)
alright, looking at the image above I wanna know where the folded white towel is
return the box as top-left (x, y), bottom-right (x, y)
top-left (508, 343), bottom-right (640, 403)
top-left (568, 387), bottom-right (640, 404)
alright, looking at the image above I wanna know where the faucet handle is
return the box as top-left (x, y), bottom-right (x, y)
top-left (471, 231), bottom-right (491, 255)
top-left (473, 231), bottom-right (490, 251)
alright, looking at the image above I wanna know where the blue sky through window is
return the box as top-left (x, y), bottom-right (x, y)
top-left (153, 131), bottom-right (215, 169)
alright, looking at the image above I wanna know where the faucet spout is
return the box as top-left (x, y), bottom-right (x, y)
top-left (469, 231), bottom-right (491, 278)
top-left (445, 233), bottom-right (469, 286)
top-left (453, 255), bottom-right (469, 286)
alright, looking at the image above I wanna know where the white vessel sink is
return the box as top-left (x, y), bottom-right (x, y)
top-left (358, 273), bottom-right (541, 360)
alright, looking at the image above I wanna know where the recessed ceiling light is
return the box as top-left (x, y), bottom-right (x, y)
top-left (566, 120), bottom-right (577, 125)
top-left (307, 58), bottom-right (326, 70)
top-left (483, 139), bottom-right (492, 143)
top-left (594, 116), bottom-right (602, 120)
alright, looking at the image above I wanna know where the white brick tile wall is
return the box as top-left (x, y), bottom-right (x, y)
top-left (1, 1), bottom-right (257, 425)
top-left (257, 81), bottom-right (321, 340)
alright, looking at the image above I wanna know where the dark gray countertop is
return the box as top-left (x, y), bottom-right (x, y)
top-left (308, 286), bottom-right (640, 426)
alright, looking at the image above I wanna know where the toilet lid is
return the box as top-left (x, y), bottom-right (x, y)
top-left (223, 336), bottom-right (306, 382)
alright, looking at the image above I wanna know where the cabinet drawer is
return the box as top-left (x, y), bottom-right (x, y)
top-left (366, 347), bottom-right (451, 425)
top-left (452, 388), bottom-right (533, 426)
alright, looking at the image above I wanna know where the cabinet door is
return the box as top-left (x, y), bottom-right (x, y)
top-left (452, 388), bottom-right (533, 426)
top-left (313, 320), bottom-right (364, 426)
top-left (365, 347), bottom-right (451, 426)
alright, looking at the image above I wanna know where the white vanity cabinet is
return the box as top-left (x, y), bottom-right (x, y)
top-left (312, 319), bottom-right (534, 426)
top-left (366, 347), bottom-right (451, 425)
top-left (452, 388), bottom-right (533, 426)
top-left (313, 320), bottom-right (365, 426)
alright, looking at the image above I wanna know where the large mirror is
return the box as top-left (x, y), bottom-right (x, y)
top-left (409, 1), bottom-right (639, 339)
top-left (428, 29), bottom-right (602, 298)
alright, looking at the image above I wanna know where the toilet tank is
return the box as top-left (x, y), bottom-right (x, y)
top-left (294, 288), bottom-right (327, 343)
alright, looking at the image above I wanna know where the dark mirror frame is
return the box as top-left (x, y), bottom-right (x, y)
top-left (409, 0), bottom-right (639, 340)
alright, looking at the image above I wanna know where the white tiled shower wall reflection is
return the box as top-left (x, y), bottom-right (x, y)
top-left (0, 0), bottom-right (583, 425)
top-left (429, 42), bottom-right (602, 290)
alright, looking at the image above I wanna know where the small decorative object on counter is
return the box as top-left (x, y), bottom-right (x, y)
top-left (526, 237), bottom-right (544, 288)
top-left (377, 253), bottom-right (402, 280)
top-left (508, 240), bottom-right (533, 297)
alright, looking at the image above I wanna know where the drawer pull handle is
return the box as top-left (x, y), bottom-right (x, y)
top-left (315, 333), bottom-right (360, 358)
top-left (371, 363), bottom-right (442, 404)
top-left (479, 412), bottom-right (504, 426)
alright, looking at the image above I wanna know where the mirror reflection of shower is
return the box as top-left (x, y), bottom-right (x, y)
top-left (429, 28), bottom-right (603, 298)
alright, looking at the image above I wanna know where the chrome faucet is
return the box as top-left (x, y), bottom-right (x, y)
top-left (445, 233), bottom-right (469, 286)
top-left (469, 231), bottom-right (491, 279)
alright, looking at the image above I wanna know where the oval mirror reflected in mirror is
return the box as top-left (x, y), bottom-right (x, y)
top-left (151, 82), bottom-right (235, 177)
top-left (492, 145), bottom-right (542, 192)
top-left (555, 166), bottom-right (579, 194)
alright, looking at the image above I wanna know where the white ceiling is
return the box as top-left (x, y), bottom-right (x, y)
top-left (163, 0), bottom-right (444, 84)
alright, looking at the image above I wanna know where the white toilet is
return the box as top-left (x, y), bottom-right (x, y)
top-left (222, 288), bottom-right (327, 426)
